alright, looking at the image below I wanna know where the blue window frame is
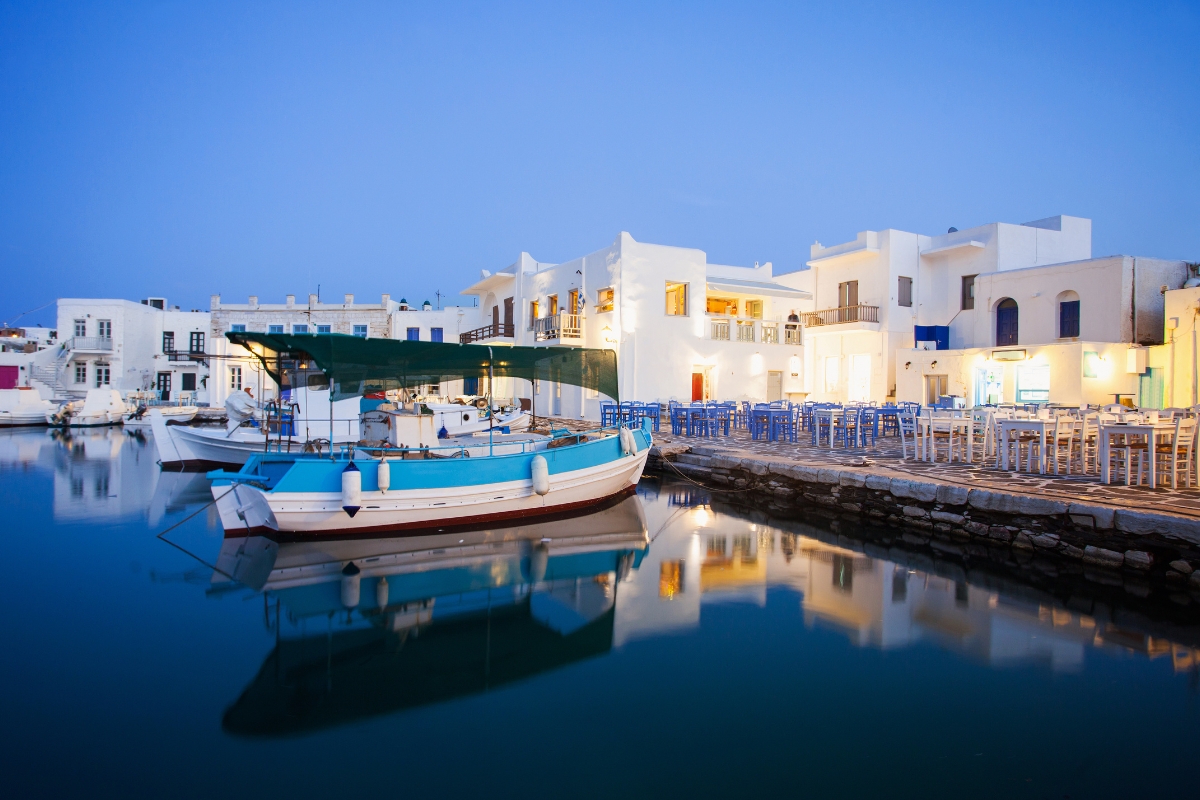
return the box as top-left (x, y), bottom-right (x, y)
top-left (463, 376), bottom-right (479, 395)
top-left (1059, 300), bottom-right (1080, 338)
top-left (268, 324), bottom-right (284, 334)
top-left (353, 325), bottom-right (368, 338)
top-left (316, 325), bottom-right (331, 334)
top-left (230, 324), bottom-right (246, 333)
top-left (292, 324), bottom-right (308, 334)
top-left (407, 327), bottom-right (420, 341)
top-left (431, 327), bottom-right (443, 343)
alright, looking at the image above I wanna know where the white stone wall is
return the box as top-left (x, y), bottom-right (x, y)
top-left (462, 233), bottom-right (810, 418)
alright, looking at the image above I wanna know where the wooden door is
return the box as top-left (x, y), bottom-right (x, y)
top-left (156, 372), bottom-right (172, 401)
top-left (767, 371), bottom-right (782, 401)
top-left (0, 365), bottom-right (17, 389)
top-left (691, 373), bottom-right (704, 401)
top-left (996, 299), bottom-right (1018, 346)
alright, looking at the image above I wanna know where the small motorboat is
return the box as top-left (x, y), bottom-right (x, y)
top-left (46, 388), bottom-right (127, 427)
top-left (0, 387), bottom-right (53, 427)
top-left (122, 404), bottom-right (198, 429)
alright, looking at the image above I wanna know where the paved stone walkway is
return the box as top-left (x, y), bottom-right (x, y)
top-left (533, 417), bottom-right (1200, 518)
top-left (643, 425), bottom-right (1200, 519)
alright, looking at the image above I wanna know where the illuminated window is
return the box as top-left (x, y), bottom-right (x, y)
top-left (665, 282), bottom-right (688, 316)
top-left (745, 300), bottom-right (762, 319)
top-left (596, 287), bottom-right (614, 313)
top-left (706, 296), bottom-right (737, 316)
top-left (529, 300), bottom-right (539, 327)
top-left (1016, 364), bottom-right (1051, 403)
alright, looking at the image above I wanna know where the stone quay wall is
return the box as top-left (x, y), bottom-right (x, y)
top-left (649, 444), bottom-right (1200, 591)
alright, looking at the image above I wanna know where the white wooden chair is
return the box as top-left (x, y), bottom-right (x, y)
top-left (1151, 417), bottom-right (1197, 489)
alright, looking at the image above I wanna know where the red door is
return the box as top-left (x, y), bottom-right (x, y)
top-left (0, 365), bottom-right (17, 389)
top-left (691, 373), bottom-right (704, 401)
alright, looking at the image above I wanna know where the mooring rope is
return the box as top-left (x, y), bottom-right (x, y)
top-left (153, 485), bottom-right (238, 580)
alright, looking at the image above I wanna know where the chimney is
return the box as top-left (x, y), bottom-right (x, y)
top-left (286, 294), bottom-right (296, 307)
top-left (210, 294), bottom-right (221, 310)
top-left (344, 294), bottom-right (354, 305)
top-left (248, 296), bottom-right (258, 308)
top-left (308, 293), bottom-right (318, 307)
top-left (381, 293), bottom-right (391, 306)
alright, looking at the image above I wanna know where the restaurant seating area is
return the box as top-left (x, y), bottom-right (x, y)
top-left (605, 398), bottom-right (1200, 492)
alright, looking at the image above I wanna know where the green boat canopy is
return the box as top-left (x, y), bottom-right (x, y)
top-left (225, 332), bottom-right (619, 402)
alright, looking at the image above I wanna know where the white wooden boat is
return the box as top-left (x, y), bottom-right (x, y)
top-left (0, 388), bottom-right (52, 427)
top-left (209, 420), bottom-right (650, 537)
top-left (46, 388), bottom-right (127, 427)
top-left (122, 404), bottom-right (198, 429)
top-left (206, 330), bottom-right (628, 536)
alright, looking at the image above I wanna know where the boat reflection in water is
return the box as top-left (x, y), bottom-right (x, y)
top-left (214, 493), bottom-right (649, 737)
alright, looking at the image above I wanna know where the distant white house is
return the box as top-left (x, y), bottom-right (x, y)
top-left (777, 215), bottom-right (1189, 407)
top-left (458, 232), bottom-right (811, 419)
top-left (36, 298), bottom-right (211, 402)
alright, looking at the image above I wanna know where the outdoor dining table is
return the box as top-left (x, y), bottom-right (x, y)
top-left (921, 413), bottom-right (978, 464)
top-left (1098, 420), bottom-right (1178, 485)
top-left (751, 407), bottom-right (793, 442)
top-left (673, 406), bottom-right (711, 436)
top-left (996, 418), bottom-right (1052, 472)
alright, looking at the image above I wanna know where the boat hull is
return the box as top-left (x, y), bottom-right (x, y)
top-left (150, 409), bottom-right (352, 468)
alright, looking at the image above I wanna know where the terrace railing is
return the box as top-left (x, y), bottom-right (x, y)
top-left (459, 322), bottom-right (515, 344)
top-left (533, 313), bottom-right (583, 342)
top-left (801, 304), bottom-right (879, 327)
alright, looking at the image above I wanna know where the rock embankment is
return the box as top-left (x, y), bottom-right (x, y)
top-left (649, 444), bottom-right (1200, 591)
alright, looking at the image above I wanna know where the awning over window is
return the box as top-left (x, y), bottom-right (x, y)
top-left (704, 278), bottom-right (811, 299)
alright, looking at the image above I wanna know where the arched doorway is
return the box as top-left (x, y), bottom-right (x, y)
top-left (996, 298), bottom-right (1018, 346)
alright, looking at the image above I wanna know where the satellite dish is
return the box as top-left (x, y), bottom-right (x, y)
top-left (947, 227), bottom-right (958, 233)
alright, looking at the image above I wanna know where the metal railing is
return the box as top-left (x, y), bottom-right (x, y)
top-left (459, 322), bottom-right (514, 344)
top-left (533, 313), bottom-right (583, 342)
top-left (801, 304), bottom-right (879, 327)
top-left (67, 336), bottom-right (113, 352)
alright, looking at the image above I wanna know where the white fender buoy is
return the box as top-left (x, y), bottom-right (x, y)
top-left (619, 426), bottom-right (636, 456)
top-left (376, 576), bottom-right (389, 609)
top-left (377, 457), bottom-right (391, 493)
top-left (342, 462), bottom-right (362, 517)
top-left (531, 454), bottom-right (550, 496)
top-left (340, 562), bottom-right (361, 608)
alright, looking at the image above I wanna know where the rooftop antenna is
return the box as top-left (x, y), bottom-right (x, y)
top-left (317, 283), bottom-right (321, 302)
top-left (435, 290), bottom-right (444, 310)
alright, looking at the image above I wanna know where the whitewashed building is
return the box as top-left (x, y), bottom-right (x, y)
top-left (207, 293), bottom-right (472, 406)
top-left (36, 298), bottom-right (211, 402)
top-left (778, 215), bottom-right (1189, 407)
top-left (459, 232), bottom-right (811, 419)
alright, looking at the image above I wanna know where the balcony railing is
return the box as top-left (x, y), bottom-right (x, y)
top-left (711, 319), bottom-right (730, 340)
top-left (459, 322), bottom-right (514, 344)
top-left (533, 313), bottom-right (583, 342)
top-left (784, 326), bottom-right (802, 345)
top-left (801, 304), bottom-right (879, 327)
top-left (67, 336), bottom-right (113, 352)
top-left (735, 320), bottom-right (755, 342)
top-left (165, 349), bottom-right (207, 362)
top-left (706, 317), bottom-right (794, 344)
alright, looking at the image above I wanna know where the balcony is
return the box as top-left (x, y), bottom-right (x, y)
top-left (459, 322), bottom-right (514, 344)
top-left (801, 304), bottom-right (879, 327)
top-left (707, 317), bottom-right (792, 344)
top-left (67, 336), bottom-right (113, 352)
top-left (534, 313), bottom-right (583, 342)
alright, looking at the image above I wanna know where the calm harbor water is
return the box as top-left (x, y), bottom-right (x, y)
top-left (2, 427), bottom-right (1199, 799)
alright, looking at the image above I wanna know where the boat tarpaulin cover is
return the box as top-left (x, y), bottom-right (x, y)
top-left (225, 332), bottom-right (619, 402)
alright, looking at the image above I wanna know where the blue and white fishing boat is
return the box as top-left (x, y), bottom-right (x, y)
top-left (206, 332), bottom-right (647, 537)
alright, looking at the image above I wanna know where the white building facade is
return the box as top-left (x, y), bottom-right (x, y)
top-left (777, 215), bottom-right (1189, 407)
top-left (39, 298), bottom-right (211, 402)
top-left (207, 293), bottom-right (472, 406)
top-left (459, 232), bottom-right (811, 420)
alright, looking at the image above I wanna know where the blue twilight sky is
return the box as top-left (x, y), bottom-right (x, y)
top-left (2, 1), bottom-right (1198, 328)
